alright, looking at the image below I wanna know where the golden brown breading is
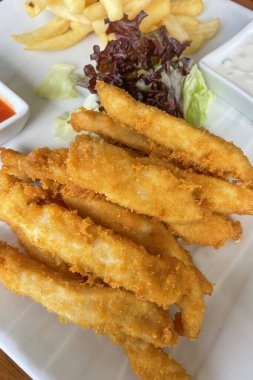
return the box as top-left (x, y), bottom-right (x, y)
top-left (2, 149), bottom-right (240, 248)
top-left (0, 148), bottom-right (29, 181)
top-left (172, 213), bottom-right (241, 248)
top-left (0, 175), bottom-right (205, 335)
top-left (112, 333), bottom-right (190, 380)
top-left (96, 81), bottom-right (253, 183)
top-left (70, 107), bottom-right (154, 154)
top-left (67, 136), bottom-right (205, 224)
top-left (4, 146), bottom-right (253, 216)
top-left (0, 240), bottom-right (178, 348)
top-left (140, 156), bottom-right (253, 215)
top-left (0, 240), bottom-right (190, 379)
top-left (0, 148), bottom-right (212, 294)
top-left (62, 187), bottom-right (212, 296)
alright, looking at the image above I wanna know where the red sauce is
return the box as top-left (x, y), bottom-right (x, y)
top-left (0, 98), bottom-right (16, 123)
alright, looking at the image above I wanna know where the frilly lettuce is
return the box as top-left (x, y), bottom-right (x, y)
top-left (53, 94), bottom-right (100, 142)
top-left (35, 64), bottom-right (81, 100)
top-left (182, 64), bottom-right (214, 127)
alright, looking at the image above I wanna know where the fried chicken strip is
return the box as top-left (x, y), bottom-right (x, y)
top-left (171, 213), bottom-right (241, 248)
top-left (140, 156), bottom-right (253, 215)
top-left (0, 241), bottom-right (189, 379)
top-left (62, 187), bottom-right (212, 296)
top-left (0, 241), bottom-right (178, 348)
top-left (66, 136), bottom-right (205, 224)
top-left (112, 334), bottom-right (190, 380)
top-left (0, 175), bottom-right (205, 328)
top-left (70, 108), bottom-right (154, 154)
top-left (0, 149), bottom-right (211, 294)
top-left (0, 148), bottom-right (29, 181)
top-left (96, 81), bottom-right (253, 183)
top-left (1, 148), bottom-right (240, 247)
top-left (2, 147), bottom-right (253, 216)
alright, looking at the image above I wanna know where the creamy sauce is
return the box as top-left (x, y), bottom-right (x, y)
top-left (216, 34), bottom-right (253, 97)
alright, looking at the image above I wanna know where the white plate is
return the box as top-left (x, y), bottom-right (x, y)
top-left (0, 1), bottom-right (253, 379)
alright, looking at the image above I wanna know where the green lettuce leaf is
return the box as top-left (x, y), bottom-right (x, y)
top-left (35, 64), bottom-right (81, 100)
top-left (182, 64), bottom-right (214, 127)
top-left (53, 112), bottom-right (78, 142)
top-left (53, 94), bottom-right (100, 142)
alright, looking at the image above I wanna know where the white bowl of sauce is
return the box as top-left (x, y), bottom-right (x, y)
top-left (0, 81), bottom-right (29, 145)
top-left (199, 20), bottom-right (253, 121)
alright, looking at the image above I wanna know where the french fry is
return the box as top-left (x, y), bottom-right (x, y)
top-left (99, 0), bottom-right (123, 21)
top-left (86, 0), bottom-right (97, 5)
top-left (185, 18), bottom-right (220, 40)
top-left (174, 14), bottom-right (199, 26)
top-left (123, 0), bottom-right (152, 19)
top-left (12, 17), bottom-right (70, 45)
top-left (171, 0), bottom-right (204, 16)
top-left (63, 0), bottom-right (86, 13)
top-left (92, 19), bottom-right (108, 44)
top-left (26, 22), bottom-right (92, 50)
top-left (184, 34), bottom-right (205, 54)
top-left (47, 0), bottom-right (91, 25)
top-left (83, 1), bottom-right (106, 21)
top-left (162, 15), bottom-right (190, 42)
top-left (24, 0), bottom-right (52, 17)
top-left (140, 0), bottom-right (171, 33)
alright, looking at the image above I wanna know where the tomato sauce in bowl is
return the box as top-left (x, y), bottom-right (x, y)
top-left (0, 98), bottom-right (16, 123)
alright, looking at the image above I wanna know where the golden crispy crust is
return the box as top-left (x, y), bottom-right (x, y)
top-left (0, 148), bottom-right (29, 181)
top-left (0, 241), bottom-right (178, 348)
top-left (62, 188), bottom-right (212, 296)
top-left (0, 148), bottom-right (212, 294)
top-left (67, 136), bottom-right (205, 224)
top-left (70, 108), bottom-right (154, 153)
top-left (112, 333), bottom-right (191, 380)
top-left (0, 175), bottom-right (205, 333)
top-left (1, 148), bottom-right (242, 249)
top-left (143, 156), bottom-right (253, 215)
top-left (96, 81), bottom-right (253, 183)
top-left (172, 213), bottom-right (242, 249)
top-left (0, 240), bottom-right (190, 379)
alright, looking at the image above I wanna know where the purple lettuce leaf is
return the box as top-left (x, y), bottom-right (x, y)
top-left (81, 12), bottom-right (193, 118)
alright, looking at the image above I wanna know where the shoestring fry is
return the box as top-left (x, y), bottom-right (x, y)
top-left (14, 0), bottom-right (220, 51)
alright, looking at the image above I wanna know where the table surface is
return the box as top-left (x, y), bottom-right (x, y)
top-left (234, 0), bottom-right (253, 9)
top-left (0, 349), bottom-right (30, 380)
top-left (0, 0), bottom-right (252, 379)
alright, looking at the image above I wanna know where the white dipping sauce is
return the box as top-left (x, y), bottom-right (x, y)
top-left (216, 34), bottom-right (253, 97)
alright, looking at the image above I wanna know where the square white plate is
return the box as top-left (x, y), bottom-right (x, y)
top-left (0, 1), bottom-right (253, 380)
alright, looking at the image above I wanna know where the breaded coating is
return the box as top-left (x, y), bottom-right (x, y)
top-left (172, 213), bottom-right (242, 249)
top-left (0, 241), bottom-right (190, 379)
top-left (0, 148), bottom-right (211, 293)
top-left (2, 149), bottom-right (239, 248)
top-left (62, 186), bottom-right (190, 264)
top-left (21, 147), bottom-right (69, 191)
top-left (67, 136), bottom-right (205, 224)
top-left (0, 175), bottom-right (205, 329)
top-left (96, 81), bottom-right (253, 183)
top-left (69, 108), bottom-right (192, 166)
top-left (141, 156), bottom-right (253, 215)
top-left (181, 170), bottom-right (253, 215)
top-left (0, 148), bottom-right (29, 181)
top-left (0, 241), bottom-right (178, 348)
top-left (5, 147), bottom-right (253, 216)
top-left (70, 108), bottom-right (154, 154)
top-left (112, 334), bottom-right (190, 380)
top-left (62, 187), bottom-right (212, 296)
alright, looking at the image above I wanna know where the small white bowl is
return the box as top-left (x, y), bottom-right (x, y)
top-left (199, 20), bottom-right (253, 121)
top-left (0, 81), bottom-right (29, 145)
